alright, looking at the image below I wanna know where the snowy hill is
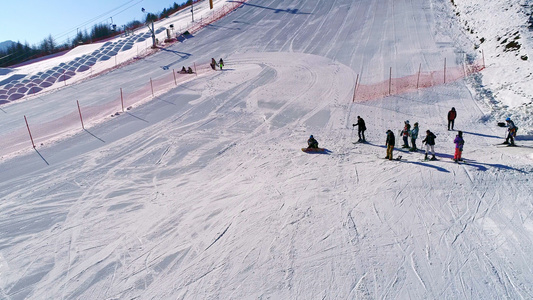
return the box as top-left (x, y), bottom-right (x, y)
top-left (0, 0), bottom-right (533, 299)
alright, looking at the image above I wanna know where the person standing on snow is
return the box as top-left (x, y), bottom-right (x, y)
top-left (401, 120), bottom-right (411, 148)
top-left (422, 129), bottom-right (437, 160)
top-left (385, 130), bottom-right (395, 160)
top-left (352, 116), bottom-right (367, 142)
top-left (448, 107), bottom-right (457, 131)
top-left (504, 117), bottom-right (517, 146)
top-left (453, 131), bottom-right (465, 162)
top-left (307, 135), bottom-right (319, 149)
top-left (409, 122), bottom-right (419, 152)
top-left (219, 58), bottom-right (224, 70)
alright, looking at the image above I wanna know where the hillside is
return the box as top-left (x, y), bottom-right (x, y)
top-left (0, 0), bottom-right (532, 299)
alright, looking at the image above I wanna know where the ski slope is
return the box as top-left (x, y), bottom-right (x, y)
top-left (1, 0), bottom-right (533, 299)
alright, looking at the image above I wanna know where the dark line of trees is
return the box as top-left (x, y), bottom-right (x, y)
top-left (0, 0), bottom-right (197, 68)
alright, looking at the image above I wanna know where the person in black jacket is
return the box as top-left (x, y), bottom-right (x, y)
top-left (422, 130), bottom-right (437, 160)
top-left (352, 116), bottom-right (367, 142)
top-left (385, 130), bottom-right (395, 160)
top-left (307, 135), bottom-right (319, 149)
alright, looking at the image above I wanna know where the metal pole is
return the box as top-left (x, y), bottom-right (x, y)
top-left (389, 67), bottom-right (392, 95)
top-left (444, 58), bottom-right (447, 84)
top-left (77, 100), bottom-right (85, 129)
top-left (120, 88), bottom-right (124, 112)
top-left (416, 63), bottom-right (421, 89)
top-left (194, 62), bottom-right (197, 76)
top-left (353, 74), bottom-right (359, 102)
top-left (173, 69), bottom-right (177, 85)
top-left (150, 78), bottom-right (154, 97)
top-left (24, 115), bottom-right (36, 148)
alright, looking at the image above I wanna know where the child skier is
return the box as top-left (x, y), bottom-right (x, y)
top-left (504, 117), bottom-right (517, 146)
top-left (453, 131), bottom-right (464, 162)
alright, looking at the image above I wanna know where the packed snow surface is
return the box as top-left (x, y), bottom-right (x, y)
top-left (1, 0), bottom-right (532, 299)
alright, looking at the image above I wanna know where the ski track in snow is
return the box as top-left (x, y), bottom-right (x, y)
top-left (0, 0), bottom-right (533, 299)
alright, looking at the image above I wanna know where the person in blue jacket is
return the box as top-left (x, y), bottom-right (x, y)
top-left (409, 122), bottom-right (419, 151)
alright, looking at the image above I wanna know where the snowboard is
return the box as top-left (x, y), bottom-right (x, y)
top-left (302, 147), bottom-right (326, 153)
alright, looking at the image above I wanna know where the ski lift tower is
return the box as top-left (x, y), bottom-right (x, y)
top-left (141, 7), bottom-right (157, 48)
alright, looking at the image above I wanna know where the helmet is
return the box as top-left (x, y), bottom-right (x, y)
top-left (310, 135), bottom-right (313, 138)
top-left (506, 117), bottom-right (511, 121)
top-left (405, 120), bottom-right (409, 124)
top-left (414, 122), bottom-right (418, 126)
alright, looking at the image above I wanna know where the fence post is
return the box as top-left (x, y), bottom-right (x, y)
top-left (353, 74), bottom-right (359, 102)
top-left (24, 115), bottom-right (36, 148)
top-left (63, 69), bottom-right (67, 86)
top-left (444, 58), bottom-right (447, 84)
top-left (173, 69), bottom-right (177, 85)
top-left (416, 63), bottom-right (421, 89)
top-left (389, 67), bottom-right (392, 95)
top-left (194, 62), bottom-right (197, 76)
top-left (77, 100), bottom-right (85, 129)
top-left (482, 49), bottom-right (485, 68)
top-left (150, 78), bottom-right (154, 97)
top-left (120, 88), bottom-right (124, 112)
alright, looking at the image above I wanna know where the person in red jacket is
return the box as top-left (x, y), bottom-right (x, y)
top-left (448, 107), bottom-right (457, 131)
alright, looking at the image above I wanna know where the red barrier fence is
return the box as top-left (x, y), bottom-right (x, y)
top-left (353, 58), bottom-right (485, 102)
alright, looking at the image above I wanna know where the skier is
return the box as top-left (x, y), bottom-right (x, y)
top-left (352, 116), bottom-right (367, 142)
top-left (219, 58), bottom-right (224, 70)
top-left (422, 129), bottom-right (437, 160)
top-left (401, 120), bottom-right (411, 148)
top-left (448, 107), bottom-right (457, 131)
top-left (409, 122), bottom-right (419, 152)
top-left (503, 117), bottom-right (517, 146)
top-left (453, 131), bottom-right (464, 162)
top-left (307, 135), bottom-right (319, 149)
top-left (211, 58), bottom-right (217, 70)
top-left (385, 130), bottom-right (395, 160)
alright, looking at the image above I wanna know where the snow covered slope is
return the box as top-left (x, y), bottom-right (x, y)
top-left (0, 0), bottom-right (532, 299)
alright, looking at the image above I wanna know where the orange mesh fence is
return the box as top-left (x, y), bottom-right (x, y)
top-left (353, 59), bottom-right (485, 102)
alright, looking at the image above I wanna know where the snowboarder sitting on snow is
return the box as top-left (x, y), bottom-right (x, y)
top-left (352, 116), bottom-right (367, 142)
top-left (503, 117), bottom-right (517, 146)
top-left (180, 66), bottom-right (187, 74)
top-left (307, 135), bottom-right (319, 149)
top-left (401, 120), bottom-right (411, 148)
top-left (453, 131), bottom-right (464, 162)
top-left (211, 58), bottom-right (217, 70)
top-left (385, 130), bottom-right (395, 160)
top-left (187, 67), bottom-right (193, 74)
top-left (448, 107), bottom-right (457, 131)
top-left (409, 122), bottom-right (419, 152)
top-left (422, 130), bottom-right (437, 160)
top-left (219, 58), bottom-right (224, 70)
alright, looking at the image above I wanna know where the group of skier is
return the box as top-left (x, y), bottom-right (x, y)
top-left (306, 108), bottom-right (518, 163)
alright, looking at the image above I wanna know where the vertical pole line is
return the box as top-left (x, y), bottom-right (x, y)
top-left (482, 49), bottom-right (485, 69)
top-left (120, 88), bottom-right (124, 112)
top-left (463, 53), bottom-right (467, 77)
top-left (63, 69), bottom-right (67, 86)
top-left (24, 115), bottom-right (36, 148)
top-left (150, 78), bottom-right (154, 97)
top-left (416, 63), bottom-right (421, 89)
top-left (444, 57), bottom-right (446, 83)
top-left (173, 69), bottom-right (177, 86)
top-left (115, 55), bottom-right (117, 67)
top-left (77, 100), bottom-right (85, 129)
top-left (389, 67), bottom-right (392, 95)
top-left (353, 74), bottom-right (359, 102)
top-left (194, 62), bottom-right (197, 76)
